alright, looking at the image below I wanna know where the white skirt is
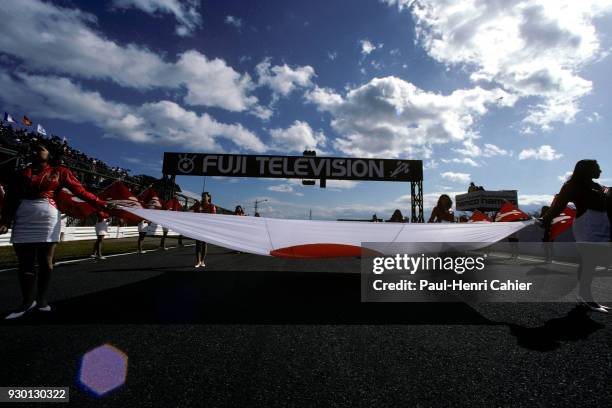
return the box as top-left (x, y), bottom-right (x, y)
top-left (10, 198), bottom-right (61, 243)
top-left (573, 209), bottom-right (610, 243)
top-left (95, 222), bottom-right (108, 236)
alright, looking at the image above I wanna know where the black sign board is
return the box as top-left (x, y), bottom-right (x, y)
top-left (163, 153), bottom-right (423, 182)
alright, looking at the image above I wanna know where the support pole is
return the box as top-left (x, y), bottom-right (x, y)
top-left (411, 180), bottom-right (424, 223)
top-left (169, 174), bottom-right (176, 201)
top-left (160, 173), bottom-right (168, 204)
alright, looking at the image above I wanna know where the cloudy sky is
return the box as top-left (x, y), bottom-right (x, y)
top-left (1, 0), bottom-right (612, 219)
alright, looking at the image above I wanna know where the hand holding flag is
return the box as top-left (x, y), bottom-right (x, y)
top-left (138, 187), bottom-right (163, 209)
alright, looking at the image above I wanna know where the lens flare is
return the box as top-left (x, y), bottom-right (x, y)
top-left (78, 344), bottom-right (128, 397)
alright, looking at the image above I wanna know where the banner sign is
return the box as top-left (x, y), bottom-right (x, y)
top-left (455, 190), bottom-right (518, 211)
top-left (163, 153), bottom-right (423, 182)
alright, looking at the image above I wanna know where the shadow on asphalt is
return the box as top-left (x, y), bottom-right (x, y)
top-left (3, 265), bottom-right (606, 352)
top-left (3, 269), bottom-right (496, 325)
top-left (505, 307), bottom-right (605, 352)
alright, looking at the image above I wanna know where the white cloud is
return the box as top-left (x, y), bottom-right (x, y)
top-left (380, 0), bottom-right (413, 11)
top-left (519, 194), bottom-right (554, 206)
top-left (403, 0), bottom-right (612, 131)
top-left (304, 86), bottom-right (344, 110)
top-left (326, 180), bottom-right (358, 189)
top-left (521, 126), bottom-right (535, 135)
top-left (269, 121), bottom-right (326, 153)
top-left (453, 140), bottom-right (510, 157)
top-left (441, 158), bottom-right (480, 167)
top-left (424, 159), bottom-right (439, 169)
top-left (328, 51), bottom-right (338, 61)
top-left (112, 0), bottom-right (202, 36)
top-left (256, 58), bottom-right (315, 98)
top-left (267, 184), bottom-right (304, 196)
top-left (225, 15), bottom-right (242, 29)
top-left (518, 145), bottom-right (563, 161)
top-left (0, 0), bottom-right (170, 88)
top-left (251, 105), bottom-right (274, 121)
top-left (360, 39), bottom-right (383, 56)
top-left (137, 100), bottom-right (266, 152)
top-left (0, 71), bottom-right (267, 153)
top-left (370, 60), bottom-right (384, 70)
top-left (441, 171), bottom-right (471, 184)
top-left (558, 171), bottom-right (573, 182)
top-left (483, 143), bottom-right (510, 157)
top-left (176, 51), bottom-right (257, 112)
top-left (586, 111), bottom-right (601, 122)
top-left (305, 76), bottom-right (514, 158)
top-left (0, 0), bottom-right (261, 114)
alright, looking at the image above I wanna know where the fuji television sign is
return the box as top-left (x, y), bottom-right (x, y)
top-left (163, 153), bottom-right (423, 183)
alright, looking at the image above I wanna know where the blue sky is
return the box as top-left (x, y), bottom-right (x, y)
top-left (1, 0), bottom-right (612, 219)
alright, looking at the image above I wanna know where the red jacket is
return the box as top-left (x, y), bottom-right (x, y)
top-left (1, 164), bottom-right (107, 225)
top-left (193, 202), bottom-right (216, 214)
top-left (544, 180), bottom-right (607, 225)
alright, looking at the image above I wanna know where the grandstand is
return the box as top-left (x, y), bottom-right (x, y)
top-left (0, 120), bottom-right (199, 226)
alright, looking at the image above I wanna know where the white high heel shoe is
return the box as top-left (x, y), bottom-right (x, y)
top-left (4, 301), bottom-right (37, 320)
top-left (577, 296), bottom-right (609, 313)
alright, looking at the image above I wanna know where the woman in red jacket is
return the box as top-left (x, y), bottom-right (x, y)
top-left (543, 159), bottom-right (610, 313)
top-left (193, 191), bottom-right (216, 268)
top-left (0, 142), bottom-right (111, 319)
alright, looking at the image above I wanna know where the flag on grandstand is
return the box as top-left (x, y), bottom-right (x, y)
top-left (549, 206), bottom-right (576, 241)
top-left (55, 188), bottom-right (96, 219)
top-left (21, 116), bottom-right (32, 126)
top-left (138, 187), bottom-right (163, 209)
top-left (99, 181), bottom-right (143, 224)
top-left (164, 197), bottom-right (182, 211)
top-left (36, 124), bottom-right (47, 136)
top-left (494, 201), bottom-right (530, 222)
top-left (3, 112), bottom-right (15, 123)
top-left (468, 210), bottom-right (491, 222)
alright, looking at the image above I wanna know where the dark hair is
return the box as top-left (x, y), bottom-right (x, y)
top-left (569, 160), bottom-right (598, 183)
top-left (202, 191), bottom-right (211, 200)
top-left (32, 140), bottom-right (49, 154)
top-left (436, 194), bottom-right (452, 210)
top-left (32, 140), bottom-right (62, 165)
top-left (390, 209), bottom-right (403, 222)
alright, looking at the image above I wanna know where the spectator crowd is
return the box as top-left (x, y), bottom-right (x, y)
top-left (1, 120), bottom-right (148, 192)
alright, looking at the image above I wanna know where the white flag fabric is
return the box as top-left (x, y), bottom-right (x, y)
top-left (122, 207), bottom-right (533, 258)
top-left (37, 124), bottom-right (47, 135)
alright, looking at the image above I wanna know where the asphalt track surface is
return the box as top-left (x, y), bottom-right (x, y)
top-left (1, 245), bottom-right (612, 407)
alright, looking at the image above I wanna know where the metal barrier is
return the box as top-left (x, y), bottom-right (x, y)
top-left (0, 225), bottom-right (178, 247)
